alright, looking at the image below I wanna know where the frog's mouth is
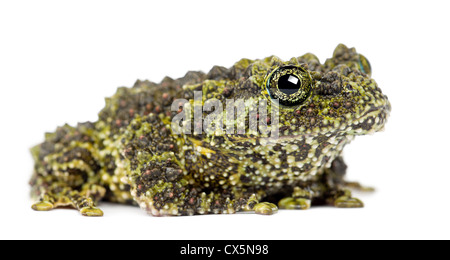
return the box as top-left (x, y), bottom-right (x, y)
top-left (253, 97), bottom-right (391, 144)
top-left (347, 102), bottom-right (391, 135)
top-left (261, 103), bottom-right (391, 143)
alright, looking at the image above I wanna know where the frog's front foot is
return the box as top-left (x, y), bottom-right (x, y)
top-left (329, 189), bottom-right (364, 208)
top-left (80, 206), bottom-right (104, 217)
top-left (278, 197), bottom-right (311, 210)
top-left (334, 195), bottom-right (364, 208)
top-left (278, 187), bottom-right (312, 210)
top-left (254, 202), bottom-right (278, 215)
top-left (344, 181), bottom-right (375, 192)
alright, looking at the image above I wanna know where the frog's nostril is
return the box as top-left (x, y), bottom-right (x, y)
top-left (385, 98), bottom-right (392, 113)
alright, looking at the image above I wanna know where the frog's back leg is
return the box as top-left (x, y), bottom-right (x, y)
top-left (122, 114), bottom-right (275, 216)
top-left (30, 123), bottom-right (106, 216)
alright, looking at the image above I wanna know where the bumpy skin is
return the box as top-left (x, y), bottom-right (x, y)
top-left (30, 44), bottom-right (391, 216)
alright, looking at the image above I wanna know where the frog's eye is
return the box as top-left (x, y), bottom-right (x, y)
top-left (266, 65), bottom-right (313, 107)
top-left (358, 54), bottom-right (372, 76)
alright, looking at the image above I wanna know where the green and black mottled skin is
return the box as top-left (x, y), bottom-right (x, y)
top-left (30, 44), bottom-right (391, 216)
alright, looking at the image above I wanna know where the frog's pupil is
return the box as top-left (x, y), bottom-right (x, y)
top-left (278, 74), bottom-right (301, 95)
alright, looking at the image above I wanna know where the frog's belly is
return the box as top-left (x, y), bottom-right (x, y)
top-left (242, 146), bottom-right (343, 186)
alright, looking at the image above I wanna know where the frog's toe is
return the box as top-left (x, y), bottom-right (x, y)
top-left (254, 202), bottom-right (278, 215)
top-left (278, 197), bottom-right (311, 210)
top-left (31, 201), bottom-right (54, 211)
top-left (334, 196), bottom-right (364, 208)
top-left (80, 206), bottom-right (104, 217)
top-left (344, 181), bottom-right (375, 192)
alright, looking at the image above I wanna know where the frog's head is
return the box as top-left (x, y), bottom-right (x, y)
top-left (242, 44), bottom-right (391, 138)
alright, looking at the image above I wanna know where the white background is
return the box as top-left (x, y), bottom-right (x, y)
top-left (1, 0), bottom-right (449, 240)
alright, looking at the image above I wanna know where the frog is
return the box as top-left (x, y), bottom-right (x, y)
top-left (30, 44), bottom-right (391, 216)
